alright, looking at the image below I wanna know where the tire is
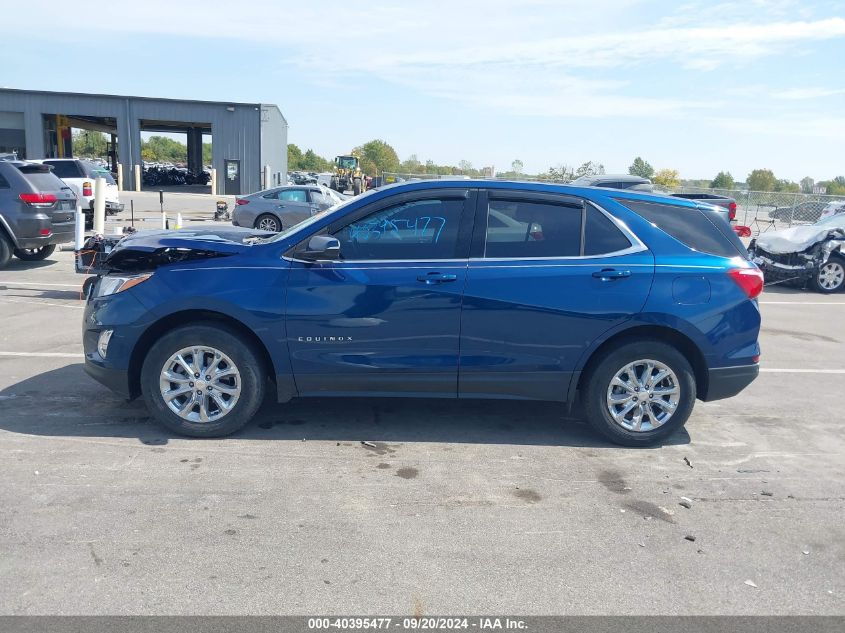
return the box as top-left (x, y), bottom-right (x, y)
top-left (0, 234), bottom-right (12, 269)
top-left (582, 340), bottom-right (696, 447)
top-left (14, 244), bottom-right (57, 261)
top-left (140, 323), bottom-right (266, 437)
top-left (254, 214), bottom-right (281, 232)
top-left (812, 256), bottom-right (845, 294)
top-left (353, 178), bottom-right (362, 196)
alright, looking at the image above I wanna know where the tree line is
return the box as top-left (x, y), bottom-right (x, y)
top-left (72, 130), bottom-right (212, 166)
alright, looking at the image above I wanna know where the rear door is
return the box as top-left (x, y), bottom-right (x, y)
top-left (285, 188), bottom-right (475, 397)
top-left (459, 189), bottom-right (655, 400)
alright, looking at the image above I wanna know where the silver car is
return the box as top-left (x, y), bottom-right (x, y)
top-left (232, 185), bottom-right (344, 232)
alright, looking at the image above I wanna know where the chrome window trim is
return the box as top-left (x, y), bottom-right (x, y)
top-left (479, 199), bottom-right (647, 261)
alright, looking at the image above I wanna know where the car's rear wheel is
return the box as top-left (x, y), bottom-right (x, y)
top-left (255, 214), bottom-right (281, 232)
top-left (14, 244), bottom-right (57, 261)
top-left (583, 340), bottom-right (696, 446)
top-left (0, 234), bottom-right (12, 269)
top-left (812, 257), bottom-right (845, 294)
top-left (140, 324), bottom-right (266, 437)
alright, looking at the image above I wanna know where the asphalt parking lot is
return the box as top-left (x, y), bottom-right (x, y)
top-left (0, 246), bottom-right (843, 616)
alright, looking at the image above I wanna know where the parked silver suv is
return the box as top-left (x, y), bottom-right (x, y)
top-left (0, 160), bottom-right (77, 268)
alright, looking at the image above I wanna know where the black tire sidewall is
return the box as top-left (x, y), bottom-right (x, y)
top-left (14, 244), bottom-right (57, 261)
top-left (140, 324), bottom-right (265, 437)
top-left (0, 235), bottom-right (12, 269)
top-left (584, 340), bottom-right (696, 447)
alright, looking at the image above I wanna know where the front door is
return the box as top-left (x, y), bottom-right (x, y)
top-left (459, 190), bottom-right (655, 400)
top-left (285, 189), bottom-right (475, 397)
top-left (224, 159), bottom-right (241, 195)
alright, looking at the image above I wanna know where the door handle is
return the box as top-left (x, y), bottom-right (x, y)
top-left (592, 269), bottom-right (632, 281)
top-left (417, 272), bottom-right (458, 284)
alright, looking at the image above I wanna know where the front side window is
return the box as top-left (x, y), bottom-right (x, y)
top-left (485, 200), bottom-right (581, 258)
top-left (309, 190), bottom-right (329, 206)
top-left (332, 198), bottom-right (464, 260)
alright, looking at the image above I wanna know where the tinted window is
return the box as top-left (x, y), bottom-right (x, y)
top-left (0, 172), bottom-right (9, 189)
top-left (595, 181), bottom-right (622, 189)
top-left (485, 200), bottom-right (581, 258)
top-left (333, 198), bottom-right (464, 260)
top-left (279, 189), bottom-right (307, 203)
top-left (15, 165), bottom-right (66, 191)
top-left (617, 199), bottom-right (745, 258)
top-left (44, 160), bottom-right (83, 178)
top-left (584, 204), bottom-right (631, 255)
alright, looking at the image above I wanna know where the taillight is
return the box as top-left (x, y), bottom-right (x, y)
top-left (728, 267), bottom-right (764, 299)
top-left (19, 193), bottom-right (58, 207)
top-left (235, 198), bottom-right (249, 205)
top-left (728, 201), bottom-right (737, 221)
top-left (82, 181), bottom-right (93, 197)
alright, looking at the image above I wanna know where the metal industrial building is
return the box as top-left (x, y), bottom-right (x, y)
top-left (0, 88), bottom-right (287, 195)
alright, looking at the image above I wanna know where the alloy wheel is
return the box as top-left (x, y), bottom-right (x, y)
top-left (159, 346), bottom-right (241, 423)
top-left (257, 216), bottom-right (279, 232)
top-left (606, 359), bottom-right (680, 432)
top-left (818, 261), bottom-right (845, 291)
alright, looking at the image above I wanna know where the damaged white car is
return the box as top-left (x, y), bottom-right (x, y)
top-left (749, 213), bottom-right (845, 293)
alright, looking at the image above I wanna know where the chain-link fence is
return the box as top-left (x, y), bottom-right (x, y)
top-left (379, 172), bottom-right (845, 235)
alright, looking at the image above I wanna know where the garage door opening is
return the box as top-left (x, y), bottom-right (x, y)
top-left (42, 114), bottom-right (119, 174)
top-left (140, 119), bottom-right (211, 193)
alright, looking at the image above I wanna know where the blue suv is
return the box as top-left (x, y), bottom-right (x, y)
top-left (83, 181), bottom-right (762, 446)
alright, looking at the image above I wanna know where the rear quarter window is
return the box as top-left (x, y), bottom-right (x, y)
top-left (45, 160), bottom-right (84, 178)
top-left (616, 198), bottom-right (746, 259)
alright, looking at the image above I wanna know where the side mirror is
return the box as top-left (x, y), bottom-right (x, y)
top-left (300, 235), bottom-right (340, 261)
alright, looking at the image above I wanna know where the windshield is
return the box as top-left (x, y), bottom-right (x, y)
top-left (815, 213), bottom-right (845, 229)
top-left (336, 156), bottom-right (357, 169)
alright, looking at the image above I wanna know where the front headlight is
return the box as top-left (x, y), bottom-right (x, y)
top-left (95, 273), bottom-right (152, 298)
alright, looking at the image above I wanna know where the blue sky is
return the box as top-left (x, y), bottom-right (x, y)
top-left (2, 0), bottom-right (844, 181)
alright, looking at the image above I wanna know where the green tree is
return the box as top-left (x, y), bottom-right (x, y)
top-left (511, 159), bottom-right (524, 175)
top-left (800, 177), bottom-right (814, 194)
top-left (400, 154), bottom-right (421, 173)
top-left (72, 129), bottom-right (108, 157)
top-left (202, 143), bottom-right (212, 165)
top-left (141, 135), bottom-right (188, 163)
top-left (824, 176), bottom-right (845, 195)
top-left (287, 143), bottom-right (303, 170)
top-left (354, 139), bottom-right (400, 176)
top-left (746, 169), bottom-right (777, 192)
top-left (628, 157), bottom-right (654, 179)
top-left (653, 168), bottom-right (680, 189)
top-left (711, 171), bottom-right (734, 189)
top-left (300, 149), bottom-right (332, 171)
top-left (774, 179), bottom-right (800, 193)
top-left (458, 159), bottom-right (473, 173)
top-left (575, 161), bottom-right (605, 178)
top-left (543, 164), bottom-right (574, 182)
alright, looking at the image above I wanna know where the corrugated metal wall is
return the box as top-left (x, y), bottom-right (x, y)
top-left (259, 104), bottom-right (288, 188)
top-left (0, 89), bottom-right (284, 194)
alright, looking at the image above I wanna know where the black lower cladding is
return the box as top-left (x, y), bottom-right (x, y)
top-left (84, 358), bottom-right (132, 398)
top-left (703, 364), bottom-right (759, 401)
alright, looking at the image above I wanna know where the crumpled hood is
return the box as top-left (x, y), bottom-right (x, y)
top-left (103, 226), bottom-right (273, 272)
top-left (755, 224), bottom-right (845, 254)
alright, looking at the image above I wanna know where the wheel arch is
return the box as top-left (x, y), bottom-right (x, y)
top-left (575, 324), bottom-right (709, 400)
top-left (128, 309), bottom-right (278, 399)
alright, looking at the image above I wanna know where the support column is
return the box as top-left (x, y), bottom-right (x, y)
top-left (186, 127), bottom-right (203, 175)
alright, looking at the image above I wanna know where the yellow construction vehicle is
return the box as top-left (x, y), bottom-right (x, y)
top-left (330, 154), bottom-right (366, 196)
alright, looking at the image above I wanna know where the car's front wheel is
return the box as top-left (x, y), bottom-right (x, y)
top-left (812, 257), bottom-right (845, 294)
top-left (140, 324), bottom-right (266, 437)
top-left (583, 340), bottom-right (696, 446)
top-left (14, 245), bottom-right (57, 261)
top-left (255, 214), bottom-right (281, 232)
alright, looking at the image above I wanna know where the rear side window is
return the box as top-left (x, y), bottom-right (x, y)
top-left (584, 205), bottom-right (631, 255)
top-left (15, 164), bottom-right (67, 191)
top-left (617, 198), bottom-right (745, 258)
top-left (44, 160), bottom-right (83, 178)
top-left (0, 172), bottom-right (9, 189)
top-left (486, 200), bottom-right (581, 258)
